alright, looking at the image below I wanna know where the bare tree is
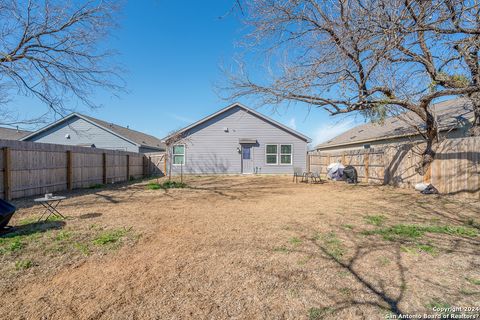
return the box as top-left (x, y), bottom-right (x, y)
top-left (0, 0), bottom-right (124, 125)
top-left (224, 0), bottom-right (480, 174)
top-left (164, 130), bottom-right (189, 181)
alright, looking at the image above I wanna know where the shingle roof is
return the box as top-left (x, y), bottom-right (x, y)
top-left (21, 113), bottom-right (165, 151)
top-left (315, 98), bottom-right (474, 150)
top-left (162, 102), bottom-right (312, 143)
top-left (0, 127), bottom-right (32, 140)
top-left (79, 114), bottom-right (165, 150)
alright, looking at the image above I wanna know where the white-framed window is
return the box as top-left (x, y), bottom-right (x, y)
top-left (280, 144), bottom-right (293, 165)
top-left (265, 144), bottom-right (278, 165)
top-left (172, 144), bottom-right (185, 165)
top-left (265, 144), bottom-right (293, 165)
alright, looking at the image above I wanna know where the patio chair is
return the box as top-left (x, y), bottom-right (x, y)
top-left (310, 170), bottom-right (323, 184)
top-left (293, 167), bottom-right (307, 183)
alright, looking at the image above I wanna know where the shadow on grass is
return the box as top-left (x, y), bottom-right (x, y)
top-left (1, 220), bottom-right (65, 239)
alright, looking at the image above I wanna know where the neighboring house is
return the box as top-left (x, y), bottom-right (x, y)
top-left (0, 127), bottom-right (31, 140)
top-left (21, 113), bottom-right (165, 153)
top-left (314, 98), bottom-right (474, 153)
top-left (162, 103), bottom-right (311, 174)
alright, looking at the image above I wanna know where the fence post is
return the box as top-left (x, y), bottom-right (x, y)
top-left (66, 151), bottom-right (73, 191)
top-left (126, 154), bottom-right (130, 181)
top-left (143, 156), bottom-right (147, 178)
top-left (364, 151), bottom-right (369, 184)
top-left (102, 153), bottom-right (107, 184)
top-left (342, 153), bottom-right (346, 164)
top-left (3, 147), bottom-right (11, 200)
top-left (164, 154), bottom-right (167, 176)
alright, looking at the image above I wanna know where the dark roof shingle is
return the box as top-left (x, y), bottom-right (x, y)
top-left (79, 114), bottom-right (165, 150)
top-left (315, 98), bottom-right (474, 149)
top-left (0, 127), bottom-right (32, 140)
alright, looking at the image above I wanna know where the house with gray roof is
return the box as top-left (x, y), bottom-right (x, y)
top-left (162, 103), bottom-right (311, 174)
top-left (314, 98), bottom-right (474, 153)
top-left (0, 127), bottom-right (32, 140)
top-left (21, 113), bottom-right (165, 153)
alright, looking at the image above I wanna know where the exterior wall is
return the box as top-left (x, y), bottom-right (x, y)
top-left (25, 116), bottom-right (140, 152)
top-left (314, 129), bottom-right (466, 154)
top-left (168, 106), bottom-right (308, 174)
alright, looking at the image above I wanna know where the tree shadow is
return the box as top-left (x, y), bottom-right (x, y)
top-left (1, 220), bottom-right (65, 238)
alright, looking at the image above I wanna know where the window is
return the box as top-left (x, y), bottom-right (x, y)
top-left (280, 144), bottom-right (292, 164)
top-left (265, 144), bottom-right (278, 164)
top-left (172, 145), bottom-right (185, 165)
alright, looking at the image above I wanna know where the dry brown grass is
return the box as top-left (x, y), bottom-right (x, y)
top-left (1, 175), bottom-right (479, 320)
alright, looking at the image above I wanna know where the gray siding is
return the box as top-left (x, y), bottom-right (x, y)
top-left (25, 116), bottom-right (140, 152)
top-left (314, 128), bottom-right (467, 153)
top-left (168, 106), bottom-right (307, 174)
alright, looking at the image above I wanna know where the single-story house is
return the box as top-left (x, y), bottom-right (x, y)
top-left (0, 126), bottom-right (32, 140)
top-left (162, 103), bottom-right (311, 174)
top-left (21, 113), bottom-right (165, 153)
top-left (313, 98), bottom-right (474, 153)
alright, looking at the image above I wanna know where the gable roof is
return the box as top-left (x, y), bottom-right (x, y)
top-left (21, 113), bottom-right (165, 151)
top-left (162, 102), bottom-right (312, 143)
top-left (315, 98), bottom-right (474, 150)
top-left (0, 127), bottom-right (31, 140)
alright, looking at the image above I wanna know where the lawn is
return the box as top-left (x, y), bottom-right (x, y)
top-left (1, 176), bottom-right (479, 319)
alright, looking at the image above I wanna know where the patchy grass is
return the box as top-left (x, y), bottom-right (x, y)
top-left (378, 257), bottom-right (391, 266)
top-left (362, 224), bottom-right (478, 241)
top-left (288, 237), bottom-right (302, 246)
top-left (15, 259), bottom-right (34, 270)
top-left (364, 215), bottom-right (385, 226)
top-left (466, 277), bottom-right (480, 286)
top-left (308, 307), bottom-right (331, 320)
top-left (147, 181), bottom-right (188, 190)
top-left (92, 228), bottom-right (130, 246)
top-left (146, 182), bottom-right (162, 190)
top-left (273, 245), bottom-right (289, 253)
top-left (322, 232), bottom-right (345, 260)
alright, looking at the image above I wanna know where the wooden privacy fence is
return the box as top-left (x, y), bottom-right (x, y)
top-left (308, 136), bottom-right (480, 197)
top-left (0, 139), bottom-right (165, 200)
top-left (144, 152), bottom-right (166, 176)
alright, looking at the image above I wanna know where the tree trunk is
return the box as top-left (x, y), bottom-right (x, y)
top-left (416, 111), bottom-right (437, 176)
top-left (469, 94), bottom-right (480, 136)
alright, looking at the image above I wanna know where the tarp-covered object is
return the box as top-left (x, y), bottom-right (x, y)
top-left (343, 165), bottom-right (358, 184)
top-left (327, 162), bottom-right (345, 180)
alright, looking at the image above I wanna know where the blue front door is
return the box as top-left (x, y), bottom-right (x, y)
top-left (241, 145), bottom-right (253, 174)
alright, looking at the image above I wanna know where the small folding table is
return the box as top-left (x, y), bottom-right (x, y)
top-left (34, 196), bottom-right (67, 222)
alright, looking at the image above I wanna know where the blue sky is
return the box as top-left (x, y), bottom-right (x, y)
top-left (11, 0), bottom-right (359, 146)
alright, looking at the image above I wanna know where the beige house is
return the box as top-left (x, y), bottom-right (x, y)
top-left (313, 98), bottom-right (474, 153)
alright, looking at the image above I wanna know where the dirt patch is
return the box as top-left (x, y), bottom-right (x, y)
top-left (1, 175), bottom-right (479, 319)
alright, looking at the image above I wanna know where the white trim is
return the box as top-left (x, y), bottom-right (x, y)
top-left (279, 144), bottom-right (293, 165)
top-left (172, 144), bottom-right (185, 166)
top-left (265, 144), bottom-right (278, 165)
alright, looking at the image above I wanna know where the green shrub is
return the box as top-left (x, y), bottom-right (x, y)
top-left (146, 181), bottom-right (187, 190)
top-left (161, 181), bottom-right (187, 189)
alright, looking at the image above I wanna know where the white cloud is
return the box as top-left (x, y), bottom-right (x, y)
top-left (288, 117), bottom-right (297, 130)
top-left (312, 119), bottom-right (356, 146)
